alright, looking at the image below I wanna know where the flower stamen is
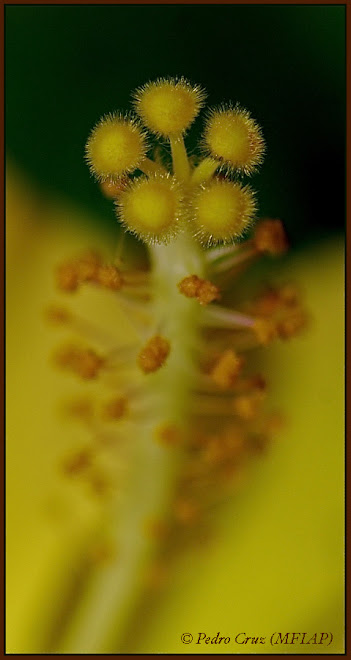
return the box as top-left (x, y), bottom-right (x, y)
top-left (137, 335), bottom-right (171, 374)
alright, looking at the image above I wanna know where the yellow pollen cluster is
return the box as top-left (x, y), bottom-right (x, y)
top-left (155, 423), bottom-right (182, 447)
top-left (85, 78), bottom-right (267, 246)
top-left (55, 344), bottom-right (105, 380)
top-left (45, 304), bottom-right (72, 325)
top-left (95, 264), bottom-right (123, 291)
top-left (252, 318), bottom-right (278, 345)
top-left (62, 448), bottom-right (93, 476)
top-left (99, 177), bottom-right (129, 199)
top-left (203, 105), bottom-right (265, 174)
top-left (233, 391), bottom-right (265, 421)
top-left (117, 175), bottom-right (184, 244)
top-left (253, 218), bottom-right (289, 255)
top-left (178, 274), bottom-right (220, 305)
top-left (137, 335), bottom-right (171, 374)
top-left (200, 427), bottom-right (245, 469)
top-left (102, 396), bottom-right (128, 421)
top-left (133, 77), bottom-right (206, 137)
top-left (277, 310), bottom-right (307, 340)
top-left (85, 114), bottom-right (147, 182)
top-left (247, 285), bottom-right (308, 343)
top-left (56, 251), bottom-right (100, 292)
top-left (64, 397), bottom-right (94, 423)
top-left (193, 180), bottom-right (256, 246)
top-left (211, 349), bottom-right (244, 389)
top-left (173, 497), bottom-right (200, 525)
top-left (56, 252), bottom-right (123, 293)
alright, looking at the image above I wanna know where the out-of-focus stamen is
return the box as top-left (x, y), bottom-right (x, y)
top-left (203, 305), bottom-right (255, 330)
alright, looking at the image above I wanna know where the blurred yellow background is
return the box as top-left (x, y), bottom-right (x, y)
top-left (6, 168), bottom-right (344, 653)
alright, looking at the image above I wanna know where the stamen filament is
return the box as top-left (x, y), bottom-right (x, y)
top-left (116, 293), bottom-right (154, 334)
top-left (211, 245), bottom-right (257, 274)
top-left (121, 271), bottom-right (150, 286)
top-left (190, 157), bottom-right (218, 185)
top-left (113, 231), bottom-right (126, 267)
top-left (205, 243), bottom-right (241, 263)
top-left (69, 314), bottom-right (125, 348)
top-left (203, 305), bottom-right (255, 329)
top-left (192, 395), bottom-right (237, 416)
top-left (121, 285), bottom-right (151, 301)
top-left (104, 345), bottom-right (138, 364)
top-left (138, 157), bottom-right (167, 177)
top-left (169, 135), bottom-right (190, 182)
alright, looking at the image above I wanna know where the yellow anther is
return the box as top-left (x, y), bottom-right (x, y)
top-left (85, 113), bottom-right (148, 182)
top-left (74, 349), bottom-right (105, 380)
top-left (251, 286), bottom-right (301, 319)
top-left (192, 179), bottom-right (256, 246)
top-left (56, 251), bottom-right (102, 292)
top-left (133, 77), bottom-right (205, 137)
top-left (211, 349), bottom-right (243, 389)
top-left (76, 250), bottom-right (102, 281)
top-left (55, 345), bottom-right (105, 380)
top-left (95, 264), bottom-right (124, 291)
top-left (279, 284), bottom-right (299, 306)
top-left (64, 397), bottom-right (94, 423)
top-left (244, 374), bottom-right (267, 392)
top-left (88, 471), bottom-right (111, 498)
top-left (99, 177), bottom-right (129, 199)
top-left (202, 437), bottom-right (224, 465)
top-left (233, 392), bottom-right (265, 421)
top-left (117, 174), bottom-right (184, 245)
top-left (69, 251), bottom-right (100, 286)
top-left (252, 318), bottom-right (278, 345)
top-left (174, 498), bottom-right (200, 525)
top-left (203, 427), bottom-right (245, 465)
top-left (62, 448), bottom-right (93, 476)
top-left (155, 423), bottom-right (182, 447)
top-left (137, 335), bottom-right (170, 374)
top-left (248, 288), bottom-right (281, 318)
top-left (254, 219), bottom-right (288, 256)
top-left (101, 396), bottom-right (128, 421)
top-left (143, 518), bottom-right (169, 541)
top-left (177, 275), bottom-right (200, 298)
top-left (55, 344), bottom-right (79, 368)
top-left (196, 280), bottom-right (220, 306)
top-left (202, 105), bottom-right (265, 174)
top-left (178, 274), bottom-right (220, 305)
top-left (56, 261), bottom-right (79, 292)
top-left (249, 433), bottom-right (269, 454)
top-left (45, 305), bottom-right (72, 325)
top-left (277, 311), bottom-right (307, 339)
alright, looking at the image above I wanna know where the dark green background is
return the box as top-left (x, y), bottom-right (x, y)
top-left (6, 4), bottom-right (345, 247)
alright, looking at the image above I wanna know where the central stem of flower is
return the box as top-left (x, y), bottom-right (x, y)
top-left (150, 231), bottom-right (205, 421)
top-left (58, 232), bottom-right (205, 653)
